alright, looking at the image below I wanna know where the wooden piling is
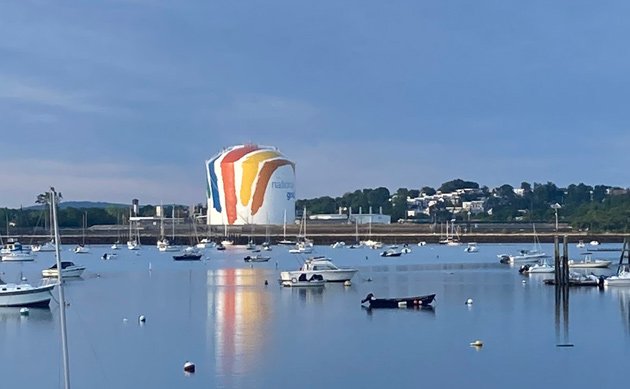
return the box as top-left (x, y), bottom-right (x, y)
top-left (562, 235), bottom-right (569, 285)
top-left (554, 236), bottom-right (560, 285)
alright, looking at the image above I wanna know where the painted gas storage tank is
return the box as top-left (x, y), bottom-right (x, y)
top-left (205, 144), bottom-right (296, 225)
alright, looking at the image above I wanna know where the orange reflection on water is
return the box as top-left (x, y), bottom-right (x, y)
top-left (207, 268), bottom-right (271, 382)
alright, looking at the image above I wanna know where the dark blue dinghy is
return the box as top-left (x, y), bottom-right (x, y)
top-left (361, 293), bottom-right (436, 309)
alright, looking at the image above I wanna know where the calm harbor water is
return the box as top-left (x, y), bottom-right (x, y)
top-left (1, 242), bottom-right (628, 388)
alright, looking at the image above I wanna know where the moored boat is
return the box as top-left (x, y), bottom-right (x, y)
top-left (360, 292), bottom-right (436, 309)
top-left (244, 254), bottom-right (271, 263)
top-left (280, 256), bottom-right (357, 283)
top-left (42, 261), bottom-right (86, 278)
top-left (281, 273), bottom-right (325, 287)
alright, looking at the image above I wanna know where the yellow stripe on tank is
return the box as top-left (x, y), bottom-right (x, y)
top-left (240, 150), bottom-right (280, 206)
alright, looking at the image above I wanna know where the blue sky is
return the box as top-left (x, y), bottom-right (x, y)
top-left (1, 0), bottom-right (629, 208)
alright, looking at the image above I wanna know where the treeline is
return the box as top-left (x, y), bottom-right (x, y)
top-left (297, 179), bottom-right (630, 232)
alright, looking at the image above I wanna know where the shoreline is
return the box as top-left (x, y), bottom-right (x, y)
top-left (4, 223), bottom-right (628, 245)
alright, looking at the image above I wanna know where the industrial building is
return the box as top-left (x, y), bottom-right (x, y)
top-left (205, 144), bottom-right (296, 225)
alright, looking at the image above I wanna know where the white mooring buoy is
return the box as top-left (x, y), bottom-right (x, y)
top-left (20, 307), bottom-right (30, 316)
top-left (138, 315), bottom-right (146, 323)
top-left (465, 298), bottom-right (473, 305)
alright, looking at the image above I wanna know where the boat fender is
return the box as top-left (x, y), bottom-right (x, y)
top-left (138, 315), bottom-right (146, 324)
top-left (465, 298), bottom-right (473, 305)
top-left (291, 278), bottom-right (297, 283)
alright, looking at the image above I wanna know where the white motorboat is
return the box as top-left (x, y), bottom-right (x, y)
top-left (417, 241), bottom-right (427, 246)
top-left (498, 250), bottom-right (547, 264)
top-left (604, 266), bottom-right (630, 286)
top-left (1, 240), bottom-right (35, 261)
top-left (331, 241), bottom-right (346, 248)
top-left (42, 261), bottom-right (86, 278)
top-left (157, 238), bottom-right (178, 252)
top-left (576, 240), bottom-right (586, 249)
top-left (0, 277), bottom-right (55, 307)
top-left (519, 261), bottom-right (555, 274)
top-left (73, 245), bottom-right (90, 254)
top-left (244, 254), bottom-right (271, 263)
top-left (590, 240), bottom-right (600, 246)
top-left (380, 249), bottom-right (402, 257)
top-left (280, 256), bottom-right (357, 283)
top-left (568, 254), bottom-right (612, 268)
top-left (464, 243), bottom-right (478, 253)
top-left (400, 244), bottom-right (412, 254)
top-left (196, 238), bottom-right (216, 249)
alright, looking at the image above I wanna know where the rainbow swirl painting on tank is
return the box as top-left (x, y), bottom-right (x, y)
top-left (205, 144), bottom-right (296, 225)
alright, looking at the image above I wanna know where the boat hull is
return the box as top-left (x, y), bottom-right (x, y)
top-left (42, 267), bottom-right (85, 278)
top-left (362, 294), bottom-right (436, 309)
top-left (280, 269), bottom-right (357, 283)
top-left (0, 284), bottom-right (55, 307)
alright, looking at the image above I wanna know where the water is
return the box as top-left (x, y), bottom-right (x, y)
top-left (0, 242), bottom-right (628, 388)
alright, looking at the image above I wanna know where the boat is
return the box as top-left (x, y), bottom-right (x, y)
top-left (32, 239), bottom-right (56, 252)
top-left (400, 244), bottom-right (412, 254)
top-left (73, 244), bottom-right (90, 254)
top-left (576, 240), bottom-right (586, 248)
top-left (417, 241), bottom-right (427, 246)
top-left (101, 253), bottom-right (117, 260)
top-left (196, 238), bottom-right (216, 249)
top-left (568, 253), bottom-right (612, 268)
top-left (173, 252), bottom-right (203, 261)
top-left (604, 242), bottom-right (630, 286)
top-left (281, 273), bottom-right (325, 287)
top-left (277, 209), bottom-right (296, 245)
top-left (244, 254), bottom-right (271, 263)
top-left (380, 249), bottom-right (402, 257)
top-left (498, 225), bottom-right (546, 263)
top-left (1, 240), bottom-right (36, 261)
top-left (519, 261), bottom-right (555, 274)
top-left (126, 211), bottom-right (141, 250)
top-left (73, 211), bottom-right (90, 253)
top-left (543, 272), bottom-right (603, 287)
top-left (279, 256), bottom-right (357, 283)
top-left (216, 243), bottom-right (226, 251)
top-left (331, 241), bottom-right (346, 248)
top-left (464, 242), bottom-right (479, 253)
top-left (42, 261), bottom-right (86, 278)
top-left (360, 292), bottom-right (436, 309)
top-left (0, 277), bottom-right (55, 307)
top-left (604, 266), bottom-right (630, 286)
top-left (590, 240), bottom-right (600, 246)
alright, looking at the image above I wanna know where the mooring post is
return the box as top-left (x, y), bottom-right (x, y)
top-left (554, 236), bottom-right (560, 285)
top-left (562, 235), bottom-right (569, 285)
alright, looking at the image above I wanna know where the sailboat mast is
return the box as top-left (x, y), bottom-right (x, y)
top-left (283, 209), bottom-right (287, 240)
top-left (51, 188), bottom-right (71, 389)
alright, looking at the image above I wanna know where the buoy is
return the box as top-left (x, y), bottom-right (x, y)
top-left (522, 280), bottom-right (527, 284)
top-left (366, 277), bottom-right (372, 282)
top-left (149, 262), bottom-right (152, 271)
top-left (465, 298), bottom-right (473, 305)
top-left (20, 307), bottom-right (29, 316)
top-left (264, 280), bottom-right (268, 286)
top-left (183, 361), bottom-right (196, 373)
top-left (138, 315), bottom-right (146, 323)
top-left (470, 340), bottom-right (483, 347)
top-left (344, 280), bottom-right (352, 287)
top-left (123, 318), bottom-right (128, 323)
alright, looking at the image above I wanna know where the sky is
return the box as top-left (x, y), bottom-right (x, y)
top-left (1, 0), bottom-right (629, 208)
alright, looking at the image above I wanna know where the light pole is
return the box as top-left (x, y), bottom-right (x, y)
top-left (551, 203), bottom-right (561, 232)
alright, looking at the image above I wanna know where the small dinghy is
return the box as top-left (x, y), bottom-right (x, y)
top-left (361, 292), bottom-right (436, 309)
top-left (244, 255), bottom-right (271, 263)
top-left (173, 252), bottom-right (203, 261)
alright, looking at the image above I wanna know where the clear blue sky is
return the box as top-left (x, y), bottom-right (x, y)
top-left (1, 1), bottom-right (629, 208)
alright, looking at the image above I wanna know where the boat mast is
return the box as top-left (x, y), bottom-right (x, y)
top-left (283, 209), bottom-right (287, 240)
top-left (51, 187), bottom-right (71, 389)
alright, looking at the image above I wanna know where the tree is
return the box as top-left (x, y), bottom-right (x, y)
top-left (438, 179), bottom-right (479, 193)
top-left (421, 186), bottom-right (436, 196)
top-left (35, 191), bottom-right (63, 205)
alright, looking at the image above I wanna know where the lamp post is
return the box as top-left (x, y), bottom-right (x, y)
top-left (551, 203), bottom-right (561, 232)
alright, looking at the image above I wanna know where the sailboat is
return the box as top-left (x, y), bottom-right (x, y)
top-left (289, 208), bottom-right (313, 254)
top-left (498, 224), bottom-right (547, 264)
top-left (126, 210), bottom-right (140, 250)
top-left (278, 209), bottom-right (296, 245)
top-left (73, 212), bottom-right (90, 253)
top-left (157, 206), bottom-right (178, 252)
top-left (111, 213), bottom-right (121, 250)
top-left (32, 201), bottom-right (56, 252)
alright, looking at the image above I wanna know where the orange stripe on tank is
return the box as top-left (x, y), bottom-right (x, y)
top-left (251, 159), bottom-right (295, 216)
top-left (221, 145), bottom-right (259, 224)
top-left (240, 151), bottom-right (280, 206)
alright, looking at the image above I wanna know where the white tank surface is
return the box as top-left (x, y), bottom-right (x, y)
top-left (205, 144), bottom-right (296, 225)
